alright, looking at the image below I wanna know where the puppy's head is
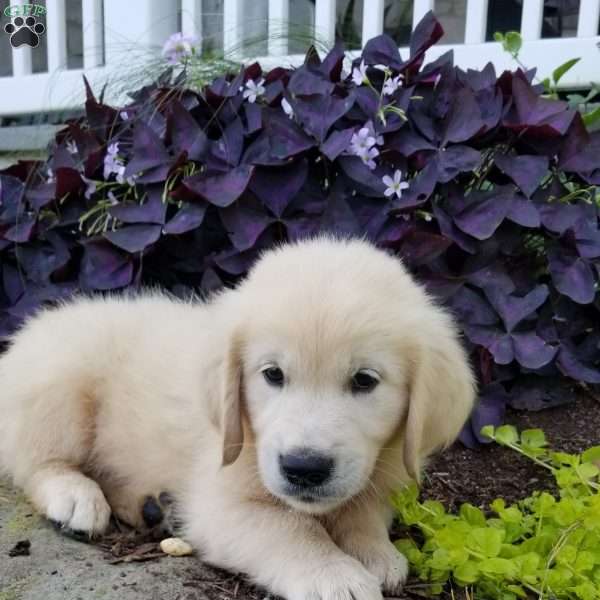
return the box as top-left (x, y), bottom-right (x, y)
top-left (216, 236), bottom-right (475, 514)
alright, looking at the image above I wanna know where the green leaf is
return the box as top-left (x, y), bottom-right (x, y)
top-left (578, 462), bottom-right (599, 480)
top-left (495, 425), bottom-right (519, 446)
top-left (494, 32), bottom-right (505, 42)
top-left (460, 503), bottom-right (487, 527)
top-left (552, 57), bottom-right (580, 84)
top-left (479, 557), bottom-right (518, 577)
top-left (520, 429), bottom-right (547, 448)
top-left (503, 31), bottom-right (522, 56)
top-left (582, 446), bottom-right (600, 464)
top-left (542, 77), bottom-right (552, 93)
top-left (467, 528), bottom-right (503, 557)
top-left (480, 425), bottom-right (495, 440)
top-left (454, 560), bottom-right (479, 584)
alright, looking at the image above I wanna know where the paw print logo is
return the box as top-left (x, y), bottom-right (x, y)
top-left (4, 16), bottom-right (45, 48)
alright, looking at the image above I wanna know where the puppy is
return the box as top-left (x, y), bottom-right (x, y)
top-left (0, 236), bottom-right (475, 600)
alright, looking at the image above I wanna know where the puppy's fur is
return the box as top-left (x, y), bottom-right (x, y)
top-left (0, 237), bottom-right (475, 600)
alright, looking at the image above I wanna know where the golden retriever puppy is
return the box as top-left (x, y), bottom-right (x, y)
top-left (0, 236), bottom-right (475, 600)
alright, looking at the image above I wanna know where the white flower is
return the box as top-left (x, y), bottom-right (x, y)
top-left (382, 170), bottom-right (410, 199)
top-left (281, 97), bottom-right (294, 119)
top-left (162, 32), bottom-right (199, 65)
top-left (46, 168), bottom-right (55, 183)
top-left (103, 143), bottom-right (125, 180)
top-left (350, 127), bottom-right (377, 154)
top-left (81, 175), bottom-right (97, 200)
top-left (382, 74), bottom-right (403, 96)
top-left (243, 78), bottom-right (265, 103)
top-left (106, 142), bottom-right (119, 157)
top-left (66, 140), bottom-right (78, 155)
top-left (120, 111), bottom-right (130, 121)
top-left (351, 60), bottom-right (369, 86)
top-left (357, 146), bottom-right (379, 170)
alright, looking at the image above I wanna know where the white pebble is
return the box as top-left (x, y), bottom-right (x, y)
top-left (160, 537), bottom-right (194, 557)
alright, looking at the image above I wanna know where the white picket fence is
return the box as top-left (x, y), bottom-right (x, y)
top-left (0, 0), bottom-right (599, 117)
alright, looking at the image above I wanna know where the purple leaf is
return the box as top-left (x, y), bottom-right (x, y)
top-left (104, 224), bottom-right (162, 253)
top-left (557, 341), bottom-right (600, 384)
top-left (321, 128), bottom-right (356, 161)
top-left (409, 11), bottom-right (444, 66)
top-left (250, 160), bottom-right (308, 218)
top-left (454, 186), bottom-right (514, 240)
top-left (506, 194), bottom-right (540, 228)
top-left (125, 122), bottom-right (171, 179)
top-left (495, 154), bottom-right (549, 198)
top-left (465, 325), bottom-right (514, 364)
top-left (294, 94), bottom-right (354, 143)
top-left (4, 215), bottom-right (36, 242)
top-left (362, 35), bottom-right (402, 70)
top-left (164, 202), bottom-right (207, 235)
top-left (470, 383), bottom-right (509, 444)
top-left (504, 75), bottom-right (575, 136)
top-left (168, 100), bottom-right (208, 161)
top-left (79, 242), bottom-right (134, 291)
top-left (210, 118), bottom-right (244, 167)
top-left (512, 331), bottom-right (557, 369)
top-left (547, 247), bottom-right (596, 304)
top-left (485, 284), bottom-right (549, 332)
top-left (443, 88), bottom-right (485, 144)
top-left (399, 231), bottom-right (451, 267)
top-left (220, 196), bottom-right (274, 251)
top-left (288, 67), bottom-right (334, 96)
top-left (183, 165), bottom-right (254, 207)
top-left (434, 146), bottom-right (481, 183)
top-left (109, 187), bottom-right (167, 224)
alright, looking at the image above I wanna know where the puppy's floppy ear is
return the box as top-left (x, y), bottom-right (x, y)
top-left (403, 320), bottom-right (476, 482)
top-left (221, 331), bottom-right (244, 466)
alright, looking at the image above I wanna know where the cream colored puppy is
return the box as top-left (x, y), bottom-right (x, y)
top-left (0, 236), bottom-right (475, 600)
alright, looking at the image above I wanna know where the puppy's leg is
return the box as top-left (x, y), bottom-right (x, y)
top-left (185, 498), bottom-right (382, 600)
top-left (326, 498), bottom-right (408, 594)
top-left (25, 463), bottom-right (111, 537)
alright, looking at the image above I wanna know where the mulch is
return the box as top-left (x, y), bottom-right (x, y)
top-left (93, 392), bottom-right (600, 599)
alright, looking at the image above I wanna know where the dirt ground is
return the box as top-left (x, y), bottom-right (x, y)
top-left (1, 392), bottom-right (599, 600)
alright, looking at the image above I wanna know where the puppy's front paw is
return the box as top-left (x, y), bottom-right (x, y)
top-left (288, 555), bottom-right (382, 600)
top-left (33, 472), bottom-right (111, 537)
top-left (338, 537), bottom-right (408, 594)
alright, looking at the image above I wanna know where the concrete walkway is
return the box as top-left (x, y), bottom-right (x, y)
top-left (0, 478), bottom-right (229, 600)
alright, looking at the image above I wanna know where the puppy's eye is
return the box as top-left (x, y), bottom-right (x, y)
top-left (262, 366), bottom-right (284, 387)
top-left (351, 370), bottom-right (380, 394)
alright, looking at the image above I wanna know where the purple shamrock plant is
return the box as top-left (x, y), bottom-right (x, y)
top-left (1, 12), bottom-right (599, 445)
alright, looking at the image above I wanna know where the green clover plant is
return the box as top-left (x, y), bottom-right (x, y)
top-left (393, 426), bottom-right (600, 599)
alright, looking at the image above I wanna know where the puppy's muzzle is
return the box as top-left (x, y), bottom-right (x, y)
top-left (279, 449), bottom-right (334, 488)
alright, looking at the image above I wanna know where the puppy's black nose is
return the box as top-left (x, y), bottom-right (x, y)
top-left (279, 450), bottom-right (334, 487)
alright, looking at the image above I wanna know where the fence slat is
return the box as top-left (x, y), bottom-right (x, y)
top-left (412, 0), bottom-right (435, 30)
top-left (46, 0), bottom-right (67, 72)
top-left (223, 0), bottom-right (244, 58)
top-left (82, 0), bottom-right (104, 69)
top-left (464, 0), bottom-right (489, 43)
top-left (577, 0), bottom-right (600, 37)
top-left (9, 0), bottom-right (32, 76)
top-left (362, 0), bottom-right (384, 46)
top-left (521, 0), bottom-right (544, 40)
top-left (268, 0), bottom-right (289, 56)
top-left (181, 0), bottom-right (202, 40)
top-left (103, 1), bottom-right (178, 66)
top-left (315, 0), bottom-right (336, 48)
